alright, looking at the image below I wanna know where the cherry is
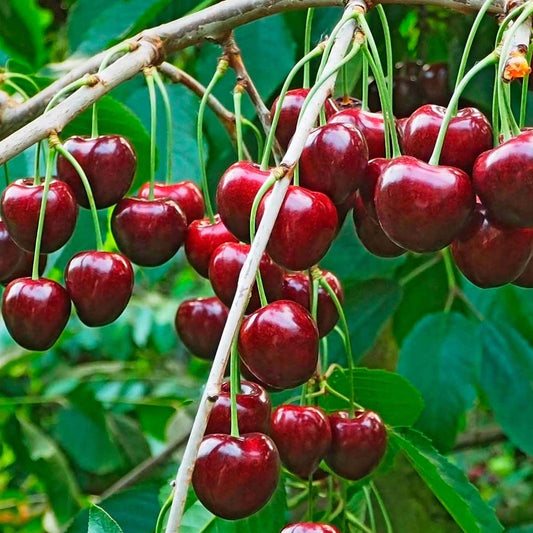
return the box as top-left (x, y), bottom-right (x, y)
top-left (325, 410), bottom-right (387, 481)
top-left (111, 197), bottom-right (186, 266)
top-left (2, 278), bottom-right (71, 351)
top-left (65, 251), bottom-right (134, 326)
top-left (205, 380), bottom-right (271, 435)
top-left (56, 135), bottom-right (136, 208)
top-left (1, 250), bottom-right (47, 286)
top-left (258, 186), bottom-right (338, 271)
top-left (238, 300), bottom-right (319, 390)
top-left (330, 96), bottom-right (362, 114)
top-left (359, 157), bottom-right (389, 221)
top-left (270, 405), bottom-right (331, 478)
top-left (0, 219), bottom-right (27, 282)
top-left (185, 214), bottom-right (238, 278)
top-left (175, 297), bottom-right (228, 360)
top-left (514, 256), bottom-right (533, 287)
top-left (402, 104), bottom-right (492, 174)
top-left (138, 181), bottom-right (204, 224)
top-left (281, 269), bottom-right (343, 337)
top-left (420, 63), bottom-right (450, 107)
top-left (375, 156), bottom-right (474, 252)
top-left (281, 524), bottom-right (341, 533)
top-left (473, 130), bottom-right (533, 227)
top-left (1, 178), bottom-right (78, 253)
top-left (299, 123), bottom-right (368, 204)
top-left (451, 204), bottom-right (533, 288)
top-left (216, 161), bottom-right (269, 242)
top-left (192, 433), bottom-right (280, 520)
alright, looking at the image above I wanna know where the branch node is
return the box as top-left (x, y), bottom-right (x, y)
top-left (139, 33), bottom-right (166, 66)
top-left (207, 394), bottom-right (219, 403)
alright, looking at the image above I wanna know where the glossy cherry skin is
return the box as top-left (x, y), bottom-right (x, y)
top-left (2, 278), bottom-right (71, 351)
top-left (184, 214), bottom-right (238, 278)
top-left (1, 178), bottom-right (78, 253)
top-left (0, 219), bottom-right (28, 283)
top-left (138, 181), bottom-right (204, 224)
top-left (56, 135), bottom-right (136, 208)
top-left (111, 197), bottom-right (186, 266)
top-left (402, 104), bottom-right (492, 174)
top-left (281, 524), bottom-right (341, 533)
top-left (1, 249), bottom-right (47, 286)
top-left (258, 186), bottom-right (338, 271)
top-left (473, 131), bottom-right (533, 227)
top-left (238, 300), bottom-right (319, 390)
top-left (450, 205), bottom-right (533, 288)
top-left (375, 156), bottom-right (474, 252)
top-left (300, 123), bottom-right (369, 204)
top-left (359, 157), bottom-right (389, 222)
top-left (65, 251), bottom-right (134, 326)
top-left (175, 297), bottom-right (228, 360)
top-left (514, 256), bottom-right (533, 287)
top-left (325, 410), bottom-right (387, 481)
top-left (216, 161), bottom-right (270, 242)
top-left (270, 405), bottom-right (331, 478)
top-left (334, 192), bottom-right (356, 231)
top-left (192, 433), bottom-right (280, 520)
top-left (281, 270), bottom-right (343, 337)
top-left (205, 380), bottom-right (271, 435)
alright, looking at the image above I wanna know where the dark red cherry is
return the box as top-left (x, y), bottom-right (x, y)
top-left (2, 278), bottom-right (71, 351)
top-left (359, 157), bottom-right (389, 221)
top-left (300, 123), bottom-right (368, 204)
top-left (56, 135), bottom-right (136, 208)
top-left (192, 433), bottom-right (280, 520)
top-left (451, 204), bottom-right (533, 288)
top-left (205, 380), bottom-right (271, 435)
top-left (375, 156), bottom-right (474, 252)
top-left (420, 63), bottom-right (450, 107)
top-left (238, 300), bottom-right (319, 390)
top-left (270, 405), bottom-right (331, 478)
top-left (334, 192), bottom-right (356, 231)
top-left (281, 269), bottom-right (343, 337)
top-left (257, 186), bottom-right (338, 271)
top-left (209, 242), bottom-right (283, 313)
top-left (325, 410), bottom-right (387, 481)
top-left (185, 214), bottom-right (238, 278)
top-left (216, 161), bottom-right (270, 242)
top-left (1, 178), bottom-right (78, 253)
top-left (281, 524), bottom-right (341, 533)
top-left (473, 131), bottom-right (533, 227)
top-left (514, 256), bottom-right (533, 287)
top-left (175, 297), bottom-right (228, 360)
top-left (1, 250), bottom-right (47, 286)
top-left (240, 362), bottom-right (283, 393)
top-left (138, 181), bottom-right (204, 224)
top-left (111, 197), bottom-right (186, 266)
top-left (0, 219), bottom-right (26, 282)
top-left (65, 251), bottom-right (134, 326)
top-left (402, 104), bottom-right (492, 174)
top-left (397, 117), bottom-right (409, 150)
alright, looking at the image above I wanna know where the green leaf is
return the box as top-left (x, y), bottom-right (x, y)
top-left (392, 428), bottom-right (503, 533)
top-left (181, 501), bottom-right (216, 533)
top-left (107, 413), bottom-right (151, 467)
top-left (398, 312), bottom-right (481, 451)
top-left (88, 505), bottom-right (124, 533)
top-left (318, 368), bottom-right (424, 427)
top-left (479, 321), bottom-right (533, 455)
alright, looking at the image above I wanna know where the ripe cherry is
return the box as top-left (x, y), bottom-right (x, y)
top-left (65, 251), bottom-right (134, 326)
top-left (334, 192), bottom-right (356, 231)
top-left (420, 63), bottom-right (450, 107)
top-left (238, 300), bottom-right (319, 390)
top-left (270, 405), bottom-right (331, 478)
top-left (281, 524), bottom-right (341, 533)
top-left (514, 257), bottom-right (533, 287)
top-left (192, 433), bottom-right (280, 520)
top-left (56, 135), bottom-right (136, 208)
top-left (359, 157), bottom-right (390, 221)
top-left (0, 219), bottom-right (28, 283)
top-left (1, 250), bottom-right (47, 286)
top-left (326, 410), bottom-right (387, 480)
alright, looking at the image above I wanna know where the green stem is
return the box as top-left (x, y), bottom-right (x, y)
top-left (399, 254), bottom-right (441, 286)
top-left (233, 87), bottom-right (245, 161)
top-left (342, 63), bottom-right (348, 100)
top-left (230, 337), bottom-right (241, 438)
top-left (145, 71), bottom-right (158, 201)
top-left (496, 73), bottom-right (511, 142)
top-left (2, 72), bottom-right (40, 93)
top-left (4, 79), bottom-right (29, 100)
top-left (361, 53), bottom-right (369, 110)
top-left (492, 65), bottom-right (501, 145)
top-left (376, 5), bottom-right (393, 111)
top-left (520, 44), bottom-right (532, 128)
top-left (307, 475), bottom-right (314, 520)
top-left (153, 69), bottom-right (174, 185)
top-left (442, 247), bottom-right (456, 313)
top-left (3, 163), bottom-right (9, 187)
top-left (370, 482), bottom-right (393, 533)
top-left (503, 82), bottom-right (521, 135)
top-left (321, 336), bottom-right (329, 371)
top-left (155, 492), bottom-right (173, 533)
top-left (495, 2), bottom-right (528, 47)
top-left (44, 76), bottom-right (93, 114)
top-left (310, 272), bottom-right (319, 321)
top-left (33, 142), bottom-right (42, 186)
top-left (242, 119), bottom-right (264, 156)
top-left (363, 486), bottom-right (377, 533)
top-left (304, 8), bottom-right (315, 89)
top-left (249, 175), bottom-right (277, 242)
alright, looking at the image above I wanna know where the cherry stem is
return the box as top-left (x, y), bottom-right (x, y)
top-left (370, 482), bottom-right (393, 533)
top-left (376, 5), bottom-right (393, 110)
top-left (233, 85), bottom-right (245, 161)
top-left (492, 64), bottom-right (502, 144)
top-left (153, 69), bottom-right (174, 185)
top-left (304, 8), bottom-right (315, 89)
top-left (33, 141), bottom-right (42, 186)
top-left (428, 53), bottom-right (497, 166)
top-left (520, 44), bottom-right (532, 128)
top-left (145, 70), bottom-right (158, 201)
top-left (242, 118), bottom-right (263, 156)
top-left (198, 59), bottom-right (228, 222)
top-left (495, 3), bottom-right (528, 47)
top-left (361, 54), bottom-right (369, 110)
top-left (55, 142), bottom-right (104, 251)
top-left (307, 475), bottom-right (314, 520)
top-left (321, 336), bottom-right (329, 371)
top-left (3, 79), bottom-right (29, 100)
top-left (230, 337), bottom-right (241, 438)
top-left (502, 82), bottom-right (521, 135)
top-left (155, 491), bottom-right (174, 533)
top-left (3, 163), bottom-right (9, 187)
top-left (496, 73), bottom-right (512, 141)
top-left (44, 76), bottom-right (95, 114)
top-left (442, 247), bottom-right (457, 313)
top-left (363, 486), bottom-right (377, 532)
top-left (399, 254), bottom-right (442, 286)
top-left (1, 72), bottom-right (40, 94)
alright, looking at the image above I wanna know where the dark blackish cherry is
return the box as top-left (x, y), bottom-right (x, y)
top-left (325, 410), bottom-right (387, 481)
top-left (281, 269), bottom-right (343, 337)
top-left (270, 405), bottom-right (331, 478)
top-left (240, 362), bottom-right (283, 393)
top-left (209, 242), bottom-right (283, 313)
top-left (375, 156), bottom-right (474, 252)
top-left (353, 195), bottom-right (406, 258)
top-left (138, 181), bottom-right (204, 224)
top-left (175, 297), bottom-right (228, 360)
top-left (216, 161), bottom-right (269, 242)
top-left (473, 131), bottom-right (533, 227)
top-left (420, 63), bottom-right (450, 107)
top-left (402, 104), bottom-right (492, 174)
top-left (359, 157), bottom-right (389, 221)
top-left (450, 204), bottom-right (533, 288)
top-left (334, 192), bottom-right (356, 232)
top-left (56, 135), bottom-right (137, 208)
top-left (281, 524), bottom-right (341, 533)
top-left (514, 256), bottom-right (533, 287)
top-left (65, 251), bottom-right (134, 326)
top-left (300, 123), bottom-right (368, 204)
top-left (205, 380), bottom-right (271, 435)
top-left (1, 250), bottom-right (47, 286)
top-left (2, 278), bottom-right (71, 351)
top-left (0, 219), bottom-right (26, 282)
top-left (111, 197), bottom-right (186, 266)
top-left (1, 178), bottom-right (78, 253)
top-left (192, 433), bottom-right (280, 520)
top-left (185, 214), bottom-right (238, 278)
top-left (238, 300), bottom-right (319, 390)
top-left (257, 186), bottom-right (338, 271)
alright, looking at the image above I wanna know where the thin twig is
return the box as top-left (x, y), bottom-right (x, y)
top-left (454, 425), bottom-right (506, 449)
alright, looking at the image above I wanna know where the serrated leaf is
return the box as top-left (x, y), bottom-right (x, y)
top-left (88, 505), bottom-right (124, 533)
